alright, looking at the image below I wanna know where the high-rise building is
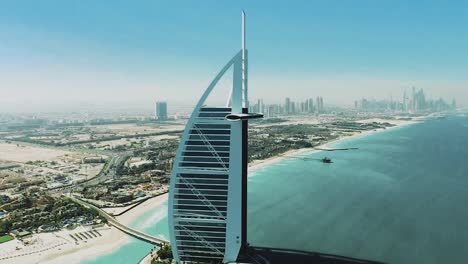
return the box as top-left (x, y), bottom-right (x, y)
top-left (284, 97), bottom-right (291, 114)
top-left (403, 90), bottom-right (408, 112)
top-left (155, 101), bottom-right (168, 120)
top-left (315, 96), bottom-right (324, 113)
top-left (308, 98), bottom-right (314, 113)
top-left (168, 11), bottom-right (263, 263)
top-left (315, 96), bottom-right (320, 113)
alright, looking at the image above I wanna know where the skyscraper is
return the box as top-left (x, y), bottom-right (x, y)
top-left (284, 97), bottom-right (291, 114)
top-left (308, 98), bottom-right (314, 113)
top-left (168, 11), bottom-right (263, 263)
top-left (403, 90), bottom-right (407, 112)
top-left (316, 96), bottom-right (324, 113)
top-left (155, 101), bottom-right (168, 120)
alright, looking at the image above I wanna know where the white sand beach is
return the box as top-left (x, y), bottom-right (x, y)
top-left (248, 118), bottom-right (419, 173)
top-left (0, 194), bottom-right (168, 264)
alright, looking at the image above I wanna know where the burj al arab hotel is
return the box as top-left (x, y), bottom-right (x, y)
top-left (168, 10), bottom-right (386, 264)
top-left (168, 11), bottom-right (262, 264)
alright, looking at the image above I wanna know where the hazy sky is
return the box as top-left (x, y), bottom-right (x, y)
top-left (1, 0), bottom-right (467, 112)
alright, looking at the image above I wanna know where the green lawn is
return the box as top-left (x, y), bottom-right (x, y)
top-left (0, 235), bottom-right (14, 243)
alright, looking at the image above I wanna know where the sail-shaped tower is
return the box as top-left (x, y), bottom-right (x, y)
top-left (168, 11), bottom-right (263, 263)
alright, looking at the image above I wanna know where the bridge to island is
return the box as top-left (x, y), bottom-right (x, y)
top-left (68, 196), bottom-right (168, 247)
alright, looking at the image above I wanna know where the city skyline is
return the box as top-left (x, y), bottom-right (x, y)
top-left (0, 85), bottom-right (459, 115)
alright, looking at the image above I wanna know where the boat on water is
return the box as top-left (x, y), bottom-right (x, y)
top-left (321, 157), bottom-right (332, 163)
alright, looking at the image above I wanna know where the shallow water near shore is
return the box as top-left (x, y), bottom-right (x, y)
top-left (83, 201), bottom-right (169, 264)
top-left (88, 116), bottom-right (468, 264)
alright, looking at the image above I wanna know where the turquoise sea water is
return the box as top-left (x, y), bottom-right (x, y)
top-left (88, 116), bottom-right (468, 264)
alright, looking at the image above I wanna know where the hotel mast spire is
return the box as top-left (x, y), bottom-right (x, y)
top-left (242, 10), bottom-right (248, 109)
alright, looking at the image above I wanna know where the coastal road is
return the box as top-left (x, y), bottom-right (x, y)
top-left (68, 195), bottom-right (168, 247)
top-left (50, 151), bottom-right (132, 193)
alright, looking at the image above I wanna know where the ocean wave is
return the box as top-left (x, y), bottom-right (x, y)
top-left (135, 204), bottom-right (168, 230)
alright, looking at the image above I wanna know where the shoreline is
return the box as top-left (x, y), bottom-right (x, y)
top-left (46, 193), bottom-right (169, 264)
top-left (2, 118), bottom-right (421, 264)
top-left (0, 194), bottom-right (168, 264)
top-left (248, 118), bottom-right (419, 173)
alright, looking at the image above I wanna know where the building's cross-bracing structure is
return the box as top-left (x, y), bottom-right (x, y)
top-left (168, 11), bottom-right (263, 264)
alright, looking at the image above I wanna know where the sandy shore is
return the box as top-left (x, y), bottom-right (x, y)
top-left (1, 118), bottom-right (420, 264)
top-left (0, 194), bottom-right (168, 264)
top-left (248, 118), bottom-right (419, 173)
top-left (248, 147), bottom-right (317, 173)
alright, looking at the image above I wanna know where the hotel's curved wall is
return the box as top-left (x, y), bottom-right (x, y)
top-left (168, 51), bottom-right (246, 263)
